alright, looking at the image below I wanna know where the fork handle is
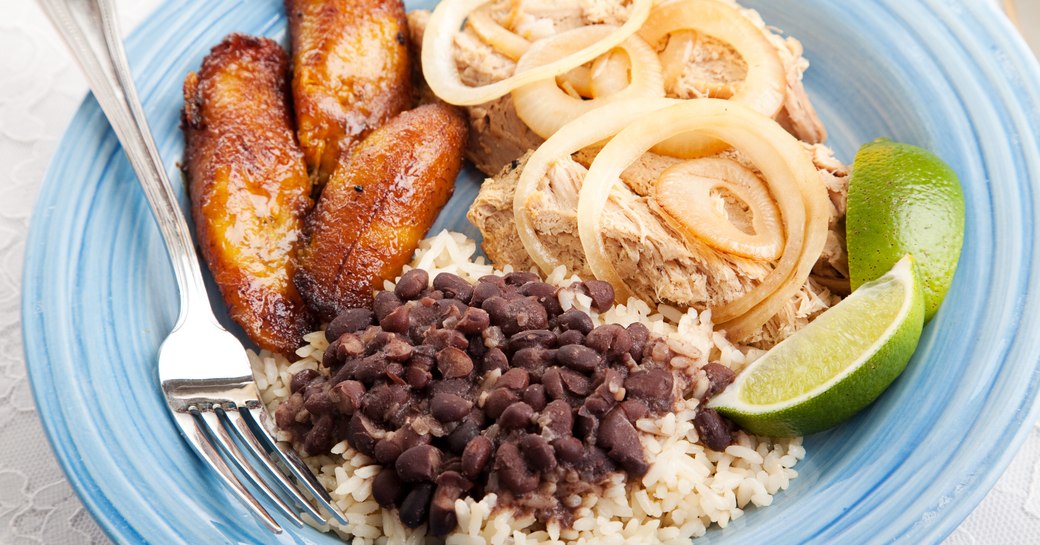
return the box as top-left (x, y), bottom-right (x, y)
top-left (39, 0), bottom-right (210, 318)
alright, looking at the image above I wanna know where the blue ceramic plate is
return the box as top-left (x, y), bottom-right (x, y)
top-left (23, 0), bottom-right (1040, 543)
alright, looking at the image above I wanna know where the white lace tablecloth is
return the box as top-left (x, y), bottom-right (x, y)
top-left (2, 1), bottom-right (1038, 544)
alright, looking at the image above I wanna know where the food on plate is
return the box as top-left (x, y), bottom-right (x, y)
top-left (415, 0), bottom-right (826, 175)
top-left (287, 0), bottom-right (413, 184)
top-left (295, 104), bottom-right (468, 322)
top-left (846, 139), bottom-right (966, 320)
top-left (254, 232), bottom-right (804, 543)
top-left (710, 256), bottom-right (925, 436)
top-left (182, 34), bottom-right (316, 356)
top-left (178, 0), bottom-right (966, 541)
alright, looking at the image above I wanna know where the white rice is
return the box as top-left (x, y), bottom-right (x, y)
top-left (250, 230), bottom-right (803, 545)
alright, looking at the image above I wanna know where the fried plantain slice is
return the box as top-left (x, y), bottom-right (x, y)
top-left (182, 34), bottom-right (316, 356)
top-left (296, 103), bottom-right (468, 321)
top-left (287, 0), bottom-right (413, 184)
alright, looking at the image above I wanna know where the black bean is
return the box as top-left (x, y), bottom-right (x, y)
top-left (559, 368), bottom-right (591, 396)
top-left (582, 392), bottom-right (614, 417)
top-left (626, 323), bottom-right (650, 362)
top-left (409, 345), bottom-right (436, 371)
top-left (429, 473), bottom-right (469, 536)
top-left (303, 386), bottom-right (335, 416)
top-left (557, 344), bottom-right (602, 373)
top-left (539, 400), bottom-right (574, 439)
top-left (322, 341), bottom-right (341, 368)
top-left (382, 337), bottom-right (414, 362)
top-left (495, 368), bottom-right (530, 391)
top-left (580, 280), bottom-right (616, 312)
top-left (362, 384), bottom-right (407, 422)
top-left (433, 273), bottom-right (474, 303)
top-left (479, 274), bottom-right (507, 288)
top-left (520, 434), bottom-right (557, 471)
top-left (434, 300), bottom-right (465, 329)
top-left (431, 393), bottom-right (473, 423)
top-left (484, 388), bottom-right (520, 420)
top-left (495, 442), bottom-right (539, 495)
top-left (399, 482), bottom-right (434, 528)
top-left (552, 437), bottom-right (584, 465)
top-left (470, 281), bottom-right (502, 307)
top-left (290, 369), bottom-right (320, 394)
top-left (346, 413), bottom-right (379, 457)
top-left (585, 324), bottom-right (632, 360)
top-left (484, 296), bottom-right (549, 336)
top-left (508, 330), bottom-right (558, 353)
top-left (510, 347), bottom-right (555, 378)
top-left (557, 309), bottom-right (594, 335)
top-left (624, 368), bottom-right (674, 405)
top-left (379, 305), bottom-right (411, 334)
top-left (373, 468), bottom-right (404, 507)
top-left (326, 309), bottom-right (375, 341)
top-left (455, 307), bottom-right (490, 335)
top-left (461, 435), bottom-right (494, 480)
top-left (374, 437), bottom-right (404, 465)
top-left (557, 329), bottom-right (585, 347)
top-left (431, 378), bottom-right (470, 397)
top-left (480, 347), bottom-right (509, 374)
top-left (520, 281), bottom-right (562, 316)
top-left (335, 333), bottom-right (365, 360)
top-left (542, 368), bottom-right (566, 400)
top-left (437, 347), bottom-right (474, 379)
top-left (598, 408), bottom-right (648, 476)
top-left (426, 329), bottom-right (469, 351)
top-left (620, 399), bottom-right (649, 423)
top-left (523, 384), bottom-right (547, 411)
top-left (447, 419), bottom-right (481, 455)
top-left (694, 409), bottom-right (734, 451)
top-left (404, 366), bottom-right (432, 390)
top-left (275, 393), bottom-right (304, 430)
top-left (702, 362), bottom-right (737, 399)
top-left (396, 444), bottom-right (443, 482)
top-left (373, 291), bottom-right (403, 322)
top-left (504, 271), bottom-right (539, 286)
top-left (395, 269), bottom-right (429, 300)
top-left (499, 402), bottom-right (535, 430)
top-left (303, 414), bottom-right (334, 454)
top-left (407, 304), bottom-right (438, 343)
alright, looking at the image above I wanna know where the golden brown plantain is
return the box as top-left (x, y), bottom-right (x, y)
top-left (182, 34), bottom-right (316, 356)
top-left (296, 103), bottom-right (468, 321)
top-left (287, 0), bottom-right (413, 184)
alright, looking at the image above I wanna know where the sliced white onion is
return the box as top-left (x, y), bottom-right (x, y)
top-left (466, 6), bottom-right (530, 61)
top-left (639, 0), bottom-right (786, 118)
top-left (512, 28), bottom-right (665, 139)
top-left (577, 99), bottom-right (829, 340)
top-left (655, 158), bottom-right (784, 260)
top-left (590, 49), bottom-right (631, 97)
top-left (422, 0), bottom-right (653, 106)
top-left (557, 65), bottom-right (594, 98)
top-left (513, 98), bottom-right (681, 279)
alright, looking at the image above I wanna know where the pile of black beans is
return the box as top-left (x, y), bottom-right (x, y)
top-left (276, 270), bottom-right (736, 535)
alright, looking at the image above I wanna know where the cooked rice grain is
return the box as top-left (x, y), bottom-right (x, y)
top-left (250, 230), bottom-right (803, 544)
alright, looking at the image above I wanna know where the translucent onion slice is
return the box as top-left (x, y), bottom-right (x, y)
top-left (513, 98), bottom-right (681, 278)
top-left (557, 65), bottom-right (594, 98)
top-left (467, 6), bottom-right (530, 61)
top-left (590, 50), bottom-right (631, 97)
top-left (638, 0), bottom-right (786, 118)
top-left (655, 158), bottom-right (783, 260)
top-left (577, 99), bottom-right (829, 340)
top-left (423, 0), bottom-right (653, 106)
top-left (512, 28), bottom-right (665, 139)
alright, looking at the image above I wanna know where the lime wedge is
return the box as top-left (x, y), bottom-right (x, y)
top-left (709, 256), bottom-right (925, 437)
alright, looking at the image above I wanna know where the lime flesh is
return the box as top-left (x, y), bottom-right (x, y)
top-left (709, 256), bottom-right (925, 437)
top-left (847, 139), bottom-right (965, 321)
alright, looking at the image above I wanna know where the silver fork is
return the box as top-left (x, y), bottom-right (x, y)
top-left (38, 0), bottom-right (348, 533)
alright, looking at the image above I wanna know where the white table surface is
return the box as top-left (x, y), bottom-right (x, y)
top-left (2, 1), bottom-right (1038, 544)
